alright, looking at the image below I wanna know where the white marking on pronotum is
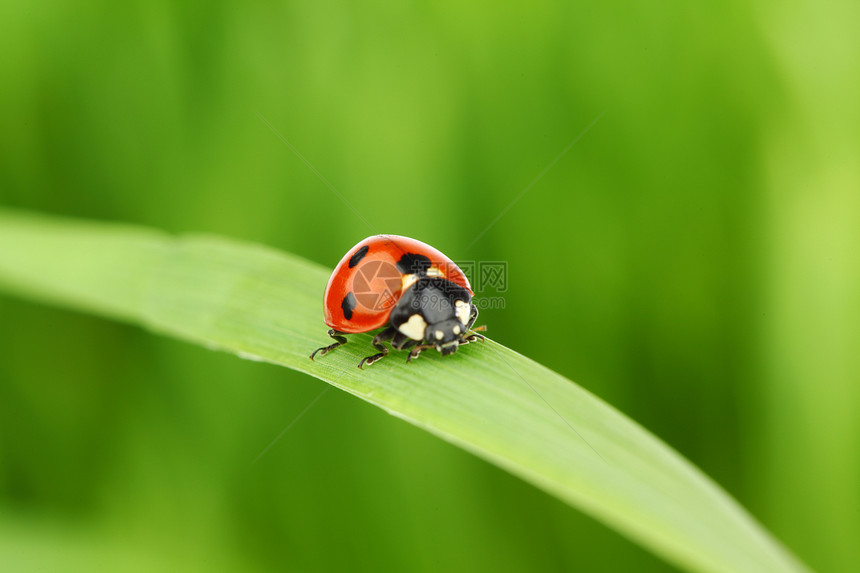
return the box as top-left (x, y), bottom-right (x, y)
top-left (455, 300), bottom-right (471, 326)
top-left (401, 273), bottom-right (419, 292)
top-left (398, 314), bottom-right (428, 341)
top-left (453, 325), bottom-right (461, 335)
top-left (426, 266), bottom-right (444, 278)
top-left (435, 330), bottom-right (444, 340)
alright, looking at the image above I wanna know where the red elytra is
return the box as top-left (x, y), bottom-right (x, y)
top-left (323, 235), bottom-right (472, 333)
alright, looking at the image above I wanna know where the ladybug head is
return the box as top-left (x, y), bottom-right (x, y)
top-left (425, 317), bottom-right (468, 355)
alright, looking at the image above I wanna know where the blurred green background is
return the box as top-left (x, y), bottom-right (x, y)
top-left (1, 0), bottom-right (858, 571)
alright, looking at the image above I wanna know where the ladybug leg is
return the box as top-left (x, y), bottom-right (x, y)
top-left (464, 303), bottom-right (479, 330)
top-left (461, 324), bottom-right (487, 344)
top-left (391, 331), bottom-right (417, 351)
top-left (459, 333), bottom-right (486, 345)
top-left (406, 344), bottom-right (435, 363)
top-left (458, 304), bottom-right (485, 345)
top-left (310, 329), bottom-right (348, 360)
top-left (358, 327), bottom-right (396, 369)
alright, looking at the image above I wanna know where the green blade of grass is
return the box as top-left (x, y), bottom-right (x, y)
top-left (0, 208), bottom-right (808, 573)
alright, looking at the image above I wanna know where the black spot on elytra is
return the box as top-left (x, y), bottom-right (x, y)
top-left (342, 292), bottom-right (357, 320)
top-left (397, 253), bottom-right (432, 275)
top-left (348, 245), bottom-right (370, 268)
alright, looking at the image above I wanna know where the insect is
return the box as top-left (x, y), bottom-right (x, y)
top-left (310, 235), bottom-right (485, 368)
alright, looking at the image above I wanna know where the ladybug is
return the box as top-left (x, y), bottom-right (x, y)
top-left (310, 235), bottom-right (485, 368)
